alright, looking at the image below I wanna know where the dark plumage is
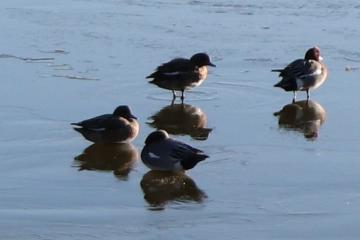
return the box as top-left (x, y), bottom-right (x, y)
top-left (273, 47), bottom-right (328, 102)
top-left (146, 53), bottom-right (216, 101)
top-left (71, 105), bottom-right (139, 143)
top-left (141, 130), bottom-right (209, 171)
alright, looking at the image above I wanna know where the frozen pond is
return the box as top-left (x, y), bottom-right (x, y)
top-left (1, 0), bottom-right (360, 239)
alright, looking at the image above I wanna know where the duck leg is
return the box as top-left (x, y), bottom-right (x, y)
top-left (306, 89), bottom-right (310, 102)
top-left (172, 90), bottom-right (176, 100)
top-left (292, 91), bottom-right (297, 103)
top-left (180, 90), bottom-right (185, 102)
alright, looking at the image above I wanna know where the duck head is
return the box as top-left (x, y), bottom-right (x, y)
top-left (305, 46), bottom-right (323, 61)
top-left (145, 130), bottom-right (169, 145)
top-left (113, 105), bottom-right (137, 120)
top-left (190, 53), bottom-right (216, 67)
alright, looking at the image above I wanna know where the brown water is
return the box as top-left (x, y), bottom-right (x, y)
top-left (1, 0), bottom-right (360, 239)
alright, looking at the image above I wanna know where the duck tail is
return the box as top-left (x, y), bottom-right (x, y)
top-left (147, 74), bottom-right (164, 85)
top-left (181, 152), bottom-right (209, 170)
top-left (274, 79), bottom-right (297, 91)
top-left (195, 152), bottom-right (209, 161)
top-left (271, 69), bottom-right (283, 72)
top-left (146, 71), bottom-right (159, 79)
top-left (72, 127), bottom-right (85, 134)
top-left (273, 111), bottom-right (281, 116)
top-left (273, 81), bottom-right (282, 88)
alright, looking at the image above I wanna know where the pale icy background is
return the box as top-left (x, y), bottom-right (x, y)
top-left (1, 0), bottom-right (360, 239)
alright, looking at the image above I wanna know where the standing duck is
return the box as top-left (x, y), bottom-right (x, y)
top-left (141, 130), bottom-right (209, 171)
top-left (273, 47), bottom-right (328, 102)
top-left (71, 105), bottom-right (139, 143)
top-left (146, 53), bottom-right (216, 101)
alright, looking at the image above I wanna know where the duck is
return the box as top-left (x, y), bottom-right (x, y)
top-left (146, 53), bottom-right (216, 101)
top-left (71, 105), bottom-right (139, 143)
top-left (272, 46), bottom-right (328, 102)
top-left (141, 130), bottom-right (209, 171)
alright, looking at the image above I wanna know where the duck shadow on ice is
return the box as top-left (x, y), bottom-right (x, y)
top-left (147, 103), bottom-right (212, 141)
top-left (73, 143), bottom-right (139, 181)
top-left (274, 100), bottom-right (326, 139)
top-left (140, 170), bottom-right (207, 210)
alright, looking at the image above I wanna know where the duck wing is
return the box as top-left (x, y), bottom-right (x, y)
top-left (71, 114), bottom-right (127, 130)
top-left (146, 58), bottom-right (194, 79)
top-left (274, 59), bottom-right (322, 90)
top-left (275, 59), bottom-right (320, 79)
top-left (142, 139), bottom-right (208, 171)
top-left (169, 140), bottom-right (208, 170)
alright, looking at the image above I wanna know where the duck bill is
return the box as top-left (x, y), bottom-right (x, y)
top-left (319, 56), bottom-right (324, 61)
top-left (129, 114), bottom-right (137, 119)
top-left (208, 62), bottom-right (216, 67)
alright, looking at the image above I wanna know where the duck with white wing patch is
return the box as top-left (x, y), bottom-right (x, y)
top-left (273, 46), bottom-right (328, 102)
top-left (141, 130), bottom-right (209, 172)
top-left (146, 53), bottom-right (216, 101)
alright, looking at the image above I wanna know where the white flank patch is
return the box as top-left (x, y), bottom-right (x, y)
top-left (149, 152), bottom-right (160, 159)
top-left (190, 78), bottom-right (204, 88)
top-left (193, 108), bottom-right (203, 115)
top-left (301, 68), bottom-right (322, 78)
top-left (308, 68), bottom-right (322, 76)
